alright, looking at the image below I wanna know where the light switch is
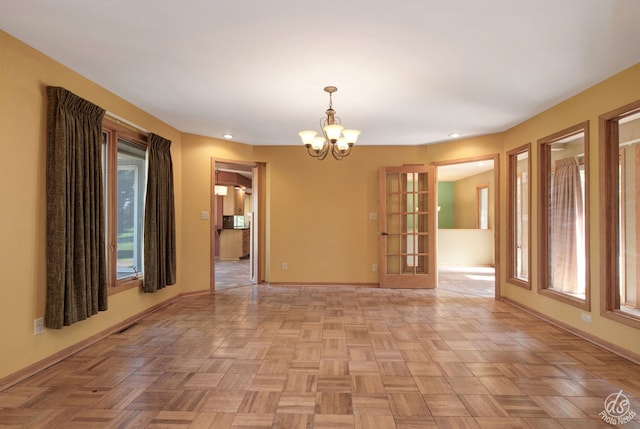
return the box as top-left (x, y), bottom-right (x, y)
top-left (200, 211), bottom-right (209, 220)
top-left (369, 212), bottom-right (377, 220)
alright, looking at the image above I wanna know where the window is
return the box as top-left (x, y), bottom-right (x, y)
top-left (102, 119), bottom-right (148, 291)
top-left (538, 122), bottom-right (589, 310)
top-left (507, 144), bottom-right (530, 288)
top-left (476, 184), bottom-right (489, 229)
top-left (600, 101), bottom-right (640, 328)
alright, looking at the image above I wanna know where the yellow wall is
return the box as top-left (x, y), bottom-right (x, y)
top-left (0, 30), bottom-right (183, 379)
top-left (254, 145), bottom-right (430, 284)
top-left (453, 169), bottom-right (495, 230)
top-left (427, 134), bottom-right (504, 163)
top-left (185, 136), bottom-right (504, 286)
top-left (501, 63), bottom-right (640, 358)
top-left (180, 133), bottom-right (255, 293)
top-left (2, 25), bottom-right (640, 382)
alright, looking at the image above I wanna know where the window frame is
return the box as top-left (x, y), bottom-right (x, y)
top-left (102, 118), bottom-right (148, 294)
top-left (507, 143), bottom-right (531, 289)
top-left (476, 183), bottom-right (489, 230)
top-left (600, 100), bottom-right (640, 329)
top-left (537, 122), bottom-right (590, 310)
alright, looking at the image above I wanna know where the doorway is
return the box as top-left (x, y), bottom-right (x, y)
top-left (433, 155), bottom-right (500, 299)
top-left (211, 159), bottom-right (259, 292)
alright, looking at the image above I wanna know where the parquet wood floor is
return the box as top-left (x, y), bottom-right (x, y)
top-left (215, 259), bottom-right (251, 291)
top-left (1, 285), bottom-right (639, 428)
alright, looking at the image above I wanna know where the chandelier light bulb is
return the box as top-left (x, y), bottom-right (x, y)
top-left (298, 130), bottom-right (317, 146)
top-left (312, 136), bottom-right (325, 151)
top-left (323, 124), bottom-right (344, 142)
top-left (342, 129), bottom-right (360, 144)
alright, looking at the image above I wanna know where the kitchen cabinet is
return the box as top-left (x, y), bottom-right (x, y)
top-left (219, 229), bottom-right (250, 260)
top-left (223, 187), bottom-right (245, 216)
top-left (220, 229), bottom-right (242, 260)
top-left (242, 229), bottom-right (250, 257)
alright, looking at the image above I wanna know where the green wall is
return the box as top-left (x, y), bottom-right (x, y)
top-left (437, 181), bottom-right (454, 228)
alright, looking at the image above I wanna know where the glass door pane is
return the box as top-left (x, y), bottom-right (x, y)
top-left (380, 166), bottom-right (435, 288)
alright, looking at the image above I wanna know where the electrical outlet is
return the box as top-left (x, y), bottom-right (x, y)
top-left (372, 264), bottom-right (378, 272)
top-left (581, 313), bottom-right (592, 324)
top-left (282, 262), bottom-right (288, 271)
top-left (34, 317), bottom-right (44, 335)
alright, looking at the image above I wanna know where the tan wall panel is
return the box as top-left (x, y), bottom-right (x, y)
top-left (0, 30), bottom-right (184, 379)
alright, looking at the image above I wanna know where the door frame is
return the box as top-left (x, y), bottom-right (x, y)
top-left (210, 158), bottom-right (262, 293)
top-left (431, 154), bottom-right (501, 300)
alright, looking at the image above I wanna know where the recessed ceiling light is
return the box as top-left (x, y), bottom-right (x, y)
top-left (449, 132), bottom-right (461, 138)
top-left (223, 134), bottom-right (233, 139)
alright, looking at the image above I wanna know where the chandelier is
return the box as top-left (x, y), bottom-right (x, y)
top-left (298, 86), bottom-right (360, 160)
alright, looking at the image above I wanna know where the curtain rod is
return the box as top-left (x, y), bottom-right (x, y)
top-left (105, 111), bottom-right (150, 135)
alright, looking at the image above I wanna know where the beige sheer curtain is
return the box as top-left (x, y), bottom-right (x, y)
top-left (550, 156), bottom-right (585, 294)
top-left (45, 87), bottom-right (107, 328)
top-left (143, 133), bottom-right (176, 293)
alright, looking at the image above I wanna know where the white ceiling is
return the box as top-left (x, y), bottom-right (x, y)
top-left (1, 0), bottom-right (640, 147)
top-left (437, 160), bottom-right (494, 182)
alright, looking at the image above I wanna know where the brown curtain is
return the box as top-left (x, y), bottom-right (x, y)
top-left (143, 133), bottom-right (176, 292)
top-left (45, 86), bottom-right (107, 328)
top-left (550, 156), bottom-right (585, 294)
